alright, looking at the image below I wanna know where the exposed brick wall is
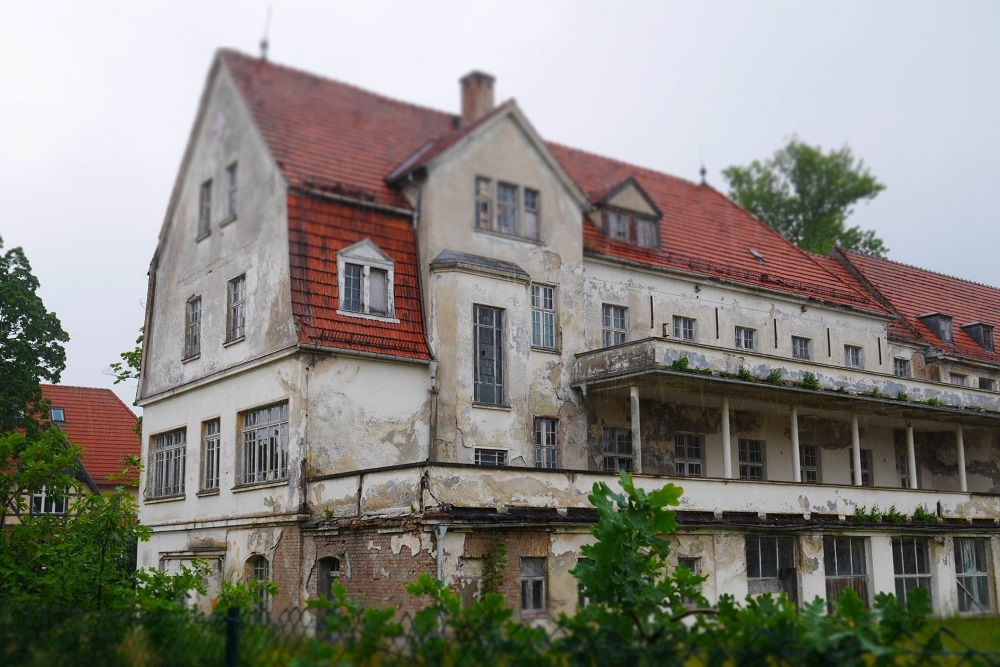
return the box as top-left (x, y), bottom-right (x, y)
top-left (271, 525), bottom-right (303, 614)
top-left (463, 529), bottom-right (550, 620)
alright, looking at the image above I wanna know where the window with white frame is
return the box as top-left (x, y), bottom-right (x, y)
top-left (531, 284), bottom-right (557, 349)
top-left (746, 535), bottom-right (797, 601)
top-left (892, 537), bottom-right (932, 607)
top-left (227, 275), bottom-right (246, 342)
top-left (49, 407), bottom-right (65, 422)
top-left (474, 305), bottom-right (504, 405)
top-left (800, 444), bottom-right (819, 483)
top-left (534, 418), bottom-right (557, 469)
top-left (602, 428), bottom-right (633, 472)
top-left (520, 557), bottom-right (546, 613)
top-left (474, 177), bottom-right (539, 239)
top-left (201, 418), bottom-right (220, 491)
top-left (603, 208), bottom-right (658, 249)
top-left (849, 449), bottom-right (873, 486)
top-left (240, 402), bottom-right (288, 485)
top-left (474, 448), bottom-right (507, 466)
top-left (738, 439), bottom-right (765, 480)
top-left (225, 162), bottom-right (238, 221)
top-left (30, 483), bottom-right (67, 515)
top-left (735, 326), bottom-right (756, 351)
top-left (955, 538), bottom-right (991, 613)
top-left (824, 536), bottom-right (870, 607)
top-left (894, 357), bottom-right (911, 378)
top-left (151, 428), bottom-right (186, 497)
top-left (602, 304), bottom-right (628, 347)
top-left (792, 336), bottom-right (811, 360)
top-left (673, 315), bottom-right (695, 341)
top-left (337, 240), bottom-right (395, 319)
top-left (198, 179), bottom-right (212, 239)
top-left (184, 296), bottom-right (201, 359)
top-left (674, 434), bottom-right (704, 477)
top-left (844, 345), bottom-right (863, 368)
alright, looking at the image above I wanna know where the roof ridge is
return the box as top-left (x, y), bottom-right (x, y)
top-left (841, 247), bottom-right (1000, 291)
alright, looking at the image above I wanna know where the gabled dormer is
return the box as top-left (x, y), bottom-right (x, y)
top-left (336, 239), bottom-right (397, 321)
top-left (595, 177), bottom-right (662, 250)
top-left (917, 312), bottom-right (953, 343)
top-left (961, 322), bottom-right (995, 352)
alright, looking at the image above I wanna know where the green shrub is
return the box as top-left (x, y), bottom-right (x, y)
top-left (802, 372), bottom-right (821, 391)
top-left (738, 366), bottom-right (753, 381)
top-left (764, 369), bottom-right (783, 385)
top-left (669, 356), bottom-right (690, 371)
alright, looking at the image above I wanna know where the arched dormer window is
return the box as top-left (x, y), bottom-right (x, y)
top-left (336, 240), bottom-right (398, 321)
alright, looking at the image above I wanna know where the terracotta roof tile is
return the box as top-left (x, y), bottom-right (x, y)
top-left (40, 384), bottom-right (140, 486)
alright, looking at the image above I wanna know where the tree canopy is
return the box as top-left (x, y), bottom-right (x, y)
top-left (722, 138), bottom-right (888, 258)
top-left (0, 237), bottom-right (70, 434)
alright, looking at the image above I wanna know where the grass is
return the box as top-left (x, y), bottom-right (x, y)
top-left (926, 616), bottom-right (1000, 652)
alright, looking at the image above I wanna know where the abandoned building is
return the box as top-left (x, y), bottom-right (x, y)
top-left (136, 49), bottom-right (1000, 619)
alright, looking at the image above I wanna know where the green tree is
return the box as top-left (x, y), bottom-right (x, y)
top-left (109, 328), bottom-right (142, 385)
top-left (0, 236), bottom-right (70, 434)
top-left (722, 138), bottom-right (888, 257)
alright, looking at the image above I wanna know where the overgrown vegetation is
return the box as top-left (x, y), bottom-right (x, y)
top-left (802, 372), bottom-right (821, 391)
top-left (481, 533), bottom-right (508, 596)
top-left (669, 355), bottom-right (690, 371)
top-left (764, 369), bottom-right (784, 385)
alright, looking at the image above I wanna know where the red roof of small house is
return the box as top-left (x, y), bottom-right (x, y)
top-left (40, 384), bottom-right (140, 486)
top-left (837, 249), bottom-right (1000, 363)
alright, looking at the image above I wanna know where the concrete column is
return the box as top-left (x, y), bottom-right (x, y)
top-left (906, 424), bottom-right (918, 489)
top-left (851, 415), bottom-right (862, 486)
top-left (721, 397), bottom-right (732, 479)
top-left (630, 385), bottom-right (642, 474)
top-left (957, 426), bottom-right (968, 492)
top-left (791, 407), bottom-right (801, 483)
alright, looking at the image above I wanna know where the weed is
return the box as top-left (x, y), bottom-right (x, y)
top-left (669, 356), bottom-right (690, 371)
top-left (802, 372), bottom-right (821, 391)
top-left (738, 366), bottom-right (753, 381)
top-left (896, 390), bottom-right (909, 401)
top-left (764, 369), bottom-right (783, 385)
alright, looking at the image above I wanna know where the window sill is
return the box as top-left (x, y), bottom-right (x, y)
top-left (196, 232), bottom-right (210, 243)
top-left (335, 309), bottom-right (400, 324)
top-left (474, 228), bottom-right (542, 245)
top-left (145, 493), bottom-right (185, 504)
top-left (196, 488), bottom-right (220, 497)
top-left (531, 345), bottom-right (561, 355)
top-left (220, 214), bottom-right (237, 228)
top-left (182, 353), bottom-right (200, 364)
top-left (233, 479), bottom-right (289, 493)
top-left (473, 402), bottom-right (511, 411)
top-left (223, 336), bottom-right (245, 348)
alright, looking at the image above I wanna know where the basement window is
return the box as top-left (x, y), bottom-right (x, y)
top-left (337, 240), bottom-right (396, 320)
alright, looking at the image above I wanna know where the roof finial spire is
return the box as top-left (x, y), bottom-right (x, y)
top-left (699, 146), bottom-right (707, 186)
top-left (260, 5), bottom-right (272, 61)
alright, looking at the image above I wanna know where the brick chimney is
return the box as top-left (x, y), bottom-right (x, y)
top-left (460, 71), bottom-right (495, 125)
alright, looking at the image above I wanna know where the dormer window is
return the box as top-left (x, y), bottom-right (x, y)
top-left (917, 313), bottom-right (953, 344)
top-left (337, 240), bottom-right (397, 321)
top-left (962, 322), bottom-right (995, 352)
top-left (603, 209), bottom-right (659, 249)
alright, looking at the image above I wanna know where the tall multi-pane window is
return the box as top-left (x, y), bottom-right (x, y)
top-left (602, 428), bottom-right (633, 472)
top-left (849, 449), bottom-right (873, 486)
top-left (735, 326), bottom-right (756, 350)
top-left (225, 162), bottom-right (238, 220)
top-left (892, 537), bottom-right (932, 606)
top-left (531, 285), bottom-right (556, 349)
top-left (524, 189), bottom-right (539, 239)
top-left (606, 210), bottom-right (629, 242)
top-left (30, 484), bottom-right (67, 514)
top-left (635, 217), bottom-right (658, 249)
top-left (894, 358), bottom-right (911, 377)
top-left (845, 345), bottom-right (863, 368)
top-left (474, 305), bottom-right (504, 405)
top-left (475, 177), bottom-right (492, 230)
top-left (673, 316), bottom-right (695, 341)
top-left (496, 183), bottom-right (519, 235)
top-left (739, 439), bottom-right (765, 480)
top-left (247, 555), bottom-right (270, 617)
top-left (520, 558), bottom-right (546, 613)
top-left (198, 179), bottom-right (212, 238)
top-left (202, 418), bottom-right (221, 491)
top-left (745, 535), bottom-right (797, 601)
top-left (342, 263), bottom-right (363, 312)
top-left (824, 537), bottom-right (870, 607)
top-left (799, 444), bottom-right (819, 483)
top-left (227, 275), bottom-right (246, 341)
top-left (792, 336), bottom-right (811, 360)
top-left (602, 304), bottom-right (627, 347)
top-left (955, 538), bottom-right (991, 612)
top-left (534, 418), bottom-right (558, 469)
top-left (240, 402), bottom-right (288, 485)
top-left (151, 429), bottom-right (186, 497)
top-left (184, 297), bottom-right (201, 358)
top-left (674, 434), bottom-right (704, 477)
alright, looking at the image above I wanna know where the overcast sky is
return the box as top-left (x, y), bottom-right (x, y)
top-left (2, 1), bottom-right (998, 413)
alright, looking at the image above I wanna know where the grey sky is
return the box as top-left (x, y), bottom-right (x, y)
top-left (2, 1), bottom-right (998, 413)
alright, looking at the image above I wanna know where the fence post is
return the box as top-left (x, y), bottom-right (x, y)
top-left (225, 606), bottom-right (240, 667)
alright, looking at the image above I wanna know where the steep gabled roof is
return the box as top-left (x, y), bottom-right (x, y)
top-left (40, 385), bottom-right (140, 486)
top-left (836, 249), bottom-right (1000, 363)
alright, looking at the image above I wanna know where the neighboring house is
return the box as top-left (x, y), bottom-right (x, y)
top-left (137, 49), bottom-right (1000, 620)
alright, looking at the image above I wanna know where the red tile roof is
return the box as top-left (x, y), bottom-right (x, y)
top-left (837, 249), bottom-right (1000, 363)
top-left (40, 384), bottom-right (140, 486)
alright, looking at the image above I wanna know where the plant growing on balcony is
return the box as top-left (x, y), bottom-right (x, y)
top-left (853, 504), bottom-right (883, 522)
top-left (719, 371), bottom-right (739, 379)
top-left (896, 390), bottom-right (909, 401)
top-left (669, 356), bottom-right (690, 372)
top-left (870, 387), bottom-right (882, 399)
top-left (801, 372), bottom-right (821, 391)
top-left (738, 366), bottom-right (753, 382)
top-left (764, 369), bottom-right (783, 386)
top-left (883, 505), bottom-right (907, 524)
top-left (911, 504), bottom-right (938, 524)
top-left (922, 397), bottom-right (941, 407)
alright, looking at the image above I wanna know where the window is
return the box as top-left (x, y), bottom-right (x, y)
top-left (497, 183), bottom-right (518, 235)
top-left (738, 439), bottom-right (765, 480)
top-left (602, 304), bottom-right (628, 347)
top-left (892, 537), bottom-right (932, 607)
top-left (894, 358), bottom-right (911, 378)
top-left (337, 240), bottom-right (395, 319)
top-left (844, 345), bottom-right (863, 368)
top-left (673, 316), bottom-right (695, 341)
top-left (603, 209), bottom-right (658, 249)
top-left (531, 285), bottom-right (557, 349)
top-left (473, 178), bottom-right (540, 239)
top-left (475, 448), bottom-right (507, 466)
top-left (225, 163), bottom-right (237, 220)
top-left (474, 305), bottom-right (504, 405)
top-left (800, 444), bottom-right (819, 483)
top-left (151, 428), bottom-right (186, 497)
top-left (955, 538), bottom-right (991, 613)
top-left (524, 189), bottom-right (539, 239)
top-left (475, 177), bottom-right (492, 230)
top-left (534, 418), bottom-right (557, 469)
top-left (227, 275), bottom-right (246, 342)
top-left (735, 326), bottom-right (756, 351)
top-left (30, 484), bottom-right (67, 515)
top-left (746, 535), bottom-right (797, 602)
top-left (49, 407), bottom-right (65, 422)
top-left (201, 418), bottom-right (220, 491)
top-left (897, 451), bottom-right (913, 489)
top-left (184, 297), bottom-right (201, 359)
top-left (950, 373), bottom-right (969, 387)
top-left (520, 557), bottom-right (546, 613)
top-left (635, 217), bottom-right (658, 249)
top-left (674, 434), bottom-right (704, 477)
top-left (979, 377), bottom-right (995, 391)
top-left (962, 322), bottom-right (995, 351)
top-left (240, 402), bottom-right (288, 485)
top-left (247, 555), bottom-right (270, 617)
top-left (678, 557), bottom-right (702, 606)
top-left (198, 179), bottom-right (212, 238)
top-left (824, 537), bottom-right (869, 607)
top-left (603, 428), bottom-right (633, 472)
top-left (792, 336), bottom-right (811, 360)
top-left (577, 558), bottom-right (593, 609)
top-left (607, 210), bottom-right (629, 242)
top-left (849, 449), bottom-right (873, 487)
